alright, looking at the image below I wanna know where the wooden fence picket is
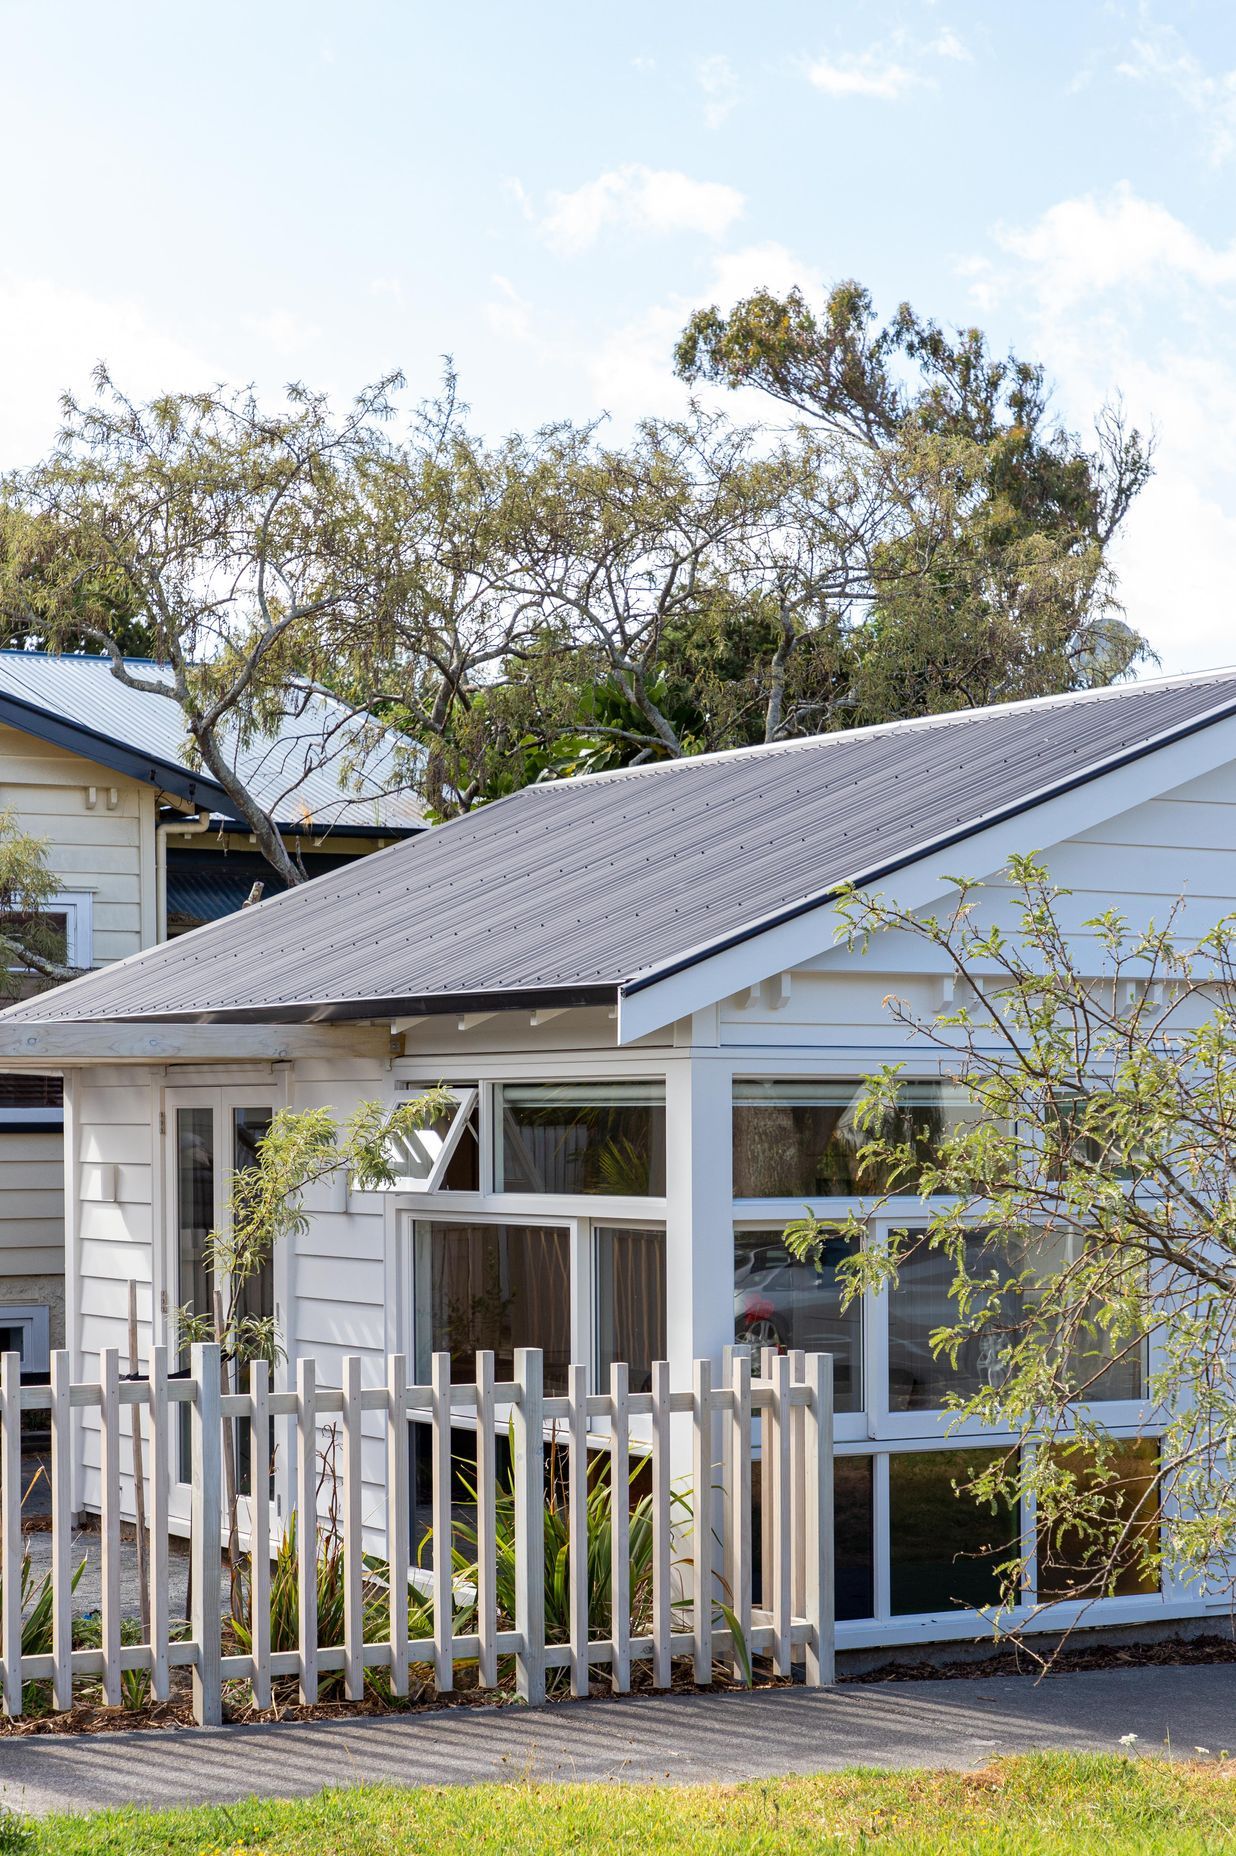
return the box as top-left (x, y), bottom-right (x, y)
top-left (1, 1351), bottom-right (21, 1718)
top-left (0, 1342), bottom-right (833, 1724)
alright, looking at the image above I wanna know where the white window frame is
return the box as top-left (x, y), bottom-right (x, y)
top-left (727, 1063), bottom-right (1179, 1644)
top-left (162, 1083), bottom-right (283, 1519)
top-left (381, 1085), bottom-right (478, 1193)
top-left (4, 889), bottom-right (93, 974)
top-left (0, 1302), bottom-right (51, 1376)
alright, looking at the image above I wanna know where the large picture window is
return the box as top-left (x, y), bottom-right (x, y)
top-left (733, 1228), bottom-right (862, 1412)
top-left (413, 1220), bottom-right (572, 1393)
top-left (888, 1228), bottom-right (1145, 1413)
top-left (497, 1082), bottom-right (666, 1195)
top-left (732, 1079), bottom-right (978, 1198)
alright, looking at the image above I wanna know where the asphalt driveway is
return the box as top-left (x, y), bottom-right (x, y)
top-left (2, 1664), bottom-right (1234, 1816)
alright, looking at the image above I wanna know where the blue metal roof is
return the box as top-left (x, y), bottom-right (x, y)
top-left (0, 652), bottom-right (424, 836)
top-left (5, 670), bottom-right (1236, 1027)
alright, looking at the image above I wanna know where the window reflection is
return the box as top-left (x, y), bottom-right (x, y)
top-left (889, 1448), bottom-right (1016, 1615)
top-left (1036, 1440), bottom-right (1160, 1600)
top-left (733, 1229), bottom-right (861, 1412)
top-left (888, 1228), bottom-right (1144, 1412)
top-left (414, 1221), bottom-right (572, 1393)
top-left (597, 1226), bottom-right (665, 1395)
top-left (498, 1083), bottom-right (665, 1195)
top-left (733, 1079), bottom-right (978, 1198)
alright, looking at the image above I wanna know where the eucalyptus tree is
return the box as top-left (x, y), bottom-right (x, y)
top-left (786, 858), bottom-right (1236, 1632)
top-left (676, 283), bottom-right (1154, 719)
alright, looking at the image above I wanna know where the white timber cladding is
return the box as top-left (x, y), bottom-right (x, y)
top-left (0, 727), bottom-right (155, 1291)
top-left (45, 736), bottom-right (1236, 1641)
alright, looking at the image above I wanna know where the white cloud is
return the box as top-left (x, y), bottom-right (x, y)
top-left (1117, 26), bottom-right (1236, 166)
top-left (485, 274), bottom-right (534, 345)
top-left (697, 53), bottom-right (739, 129)
top-left (0, 275), bottom-right (216, 469)
top-left (241, 308), bottom-right (322, 357)
top-left (806, 27), bottom-right (969, 102)
top-left (806, 49), bottom-right (920, 101)
top-left (964, 187), bottom-right (1236, 674)
top-left (536, 164), bottom-right (744, 255)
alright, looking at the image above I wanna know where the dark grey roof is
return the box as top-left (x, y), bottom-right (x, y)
top-left (6, 671), bottom-right (1236, 1028)
top-left (0, 652), bottom-right (424, 835)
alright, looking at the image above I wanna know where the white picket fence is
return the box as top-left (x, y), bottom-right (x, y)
top-left (0, 1344), bottom-right (834, 1725)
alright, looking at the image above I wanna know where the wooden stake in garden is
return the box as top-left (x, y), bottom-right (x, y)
top-left (127, 1278), bottom-right (149, 1635)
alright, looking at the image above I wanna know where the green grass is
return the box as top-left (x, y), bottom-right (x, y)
top-left (22, 1753), bottom-right (1236, 1855)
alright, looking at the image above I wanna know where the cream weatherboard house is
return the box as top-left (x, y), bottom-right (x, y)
top-left (0, 652), bottom-right (422, 1374)
top-left (2, 668), bottom-right (1235, 1653)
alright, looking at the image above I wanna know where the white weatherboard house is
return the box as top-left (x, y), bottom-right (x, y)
top-left (0, 651), bottom-right (422, 1377)
top-left (2, 668), bottom-right (1235, 1653)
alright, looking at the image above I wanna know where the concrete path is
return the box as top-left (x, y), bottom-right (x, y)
top-left (3, 1664), bottom-right (1235, 1817)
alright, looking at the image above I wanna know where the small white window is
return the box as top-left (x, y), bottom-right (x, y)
top-left (379, 1086), bottom-right (479, 1192)
top-left (4, 890), bottom-right (93, 972)
top-left (0, 1303), bottom-right (51, 1377)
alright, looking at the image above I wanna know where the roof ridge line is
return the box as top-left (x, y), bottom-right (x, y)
top-left (545, 666), bottom-right (1236, 788)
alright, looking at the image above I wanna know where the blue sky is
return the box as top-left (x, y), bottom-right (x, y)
top-left (2, 0), bottom-right (1235, 671)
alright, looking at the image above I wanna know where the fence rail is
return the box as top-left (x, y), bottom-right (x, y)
top-left (0, 1344), bottom-right (834, 1726)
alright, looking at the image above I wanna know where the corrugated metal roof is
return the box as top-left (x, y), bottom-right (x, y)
top-left (7, 670), bottom-right (1236, 1027)
top-left (0, 652), bottom-right (424, 834)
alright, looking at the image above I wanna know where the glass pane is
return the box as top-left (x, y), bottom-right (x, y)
top-left (176, 1107), bottom-right (215, 1343)
top-left (889, 1448), bottom-right (1016, 1615)
top-left (498, 1082), bottom-right (666, 1195)
top-left (733, 1079), bottom-right (978, 1197)
top-left (597, 1226), bottom-right (665, 1394)
top-left (888, 1228), bottom-right (1144, 1413)
top-left (233, 1107), bottom-right (274, 1498)
top-left (734, 1229), bottom-right (861, 1412)
top-left (386, 1092), bottom-right (479, 1192)
top-left (176, 1105), bottom-right (214, 1481)
top-left (1036, 1440), bottom-right (1160, 1600)
top-left (836, 1456), bottom-right (875, 1620)
top-left (414, 1221), bottom-right (572, 1393)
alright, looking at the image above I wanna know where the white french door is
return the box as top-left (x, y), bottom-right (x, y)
top-left (163, 1086), bottom-right (282, 1524)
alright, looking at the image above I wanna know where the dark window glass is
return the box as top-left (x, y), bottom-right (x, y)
top-left (498, 1083), bottom-right (665, 1196)
top-left (752, 1454), bottom-right (874, 1621)
top-left (176, 1106), bottom-right (215, 1481)
top-left (889, 1228), bottom-right (1144, 1412)
top-left (836, 1455), bottom-right (875, 1620)
top-left (734, 1229), bottom-right (862, 1413)
top-left (1036, 1440), bottom-right (1160, 1601)
top-left (889, 1448), bottom-right (1016, 1616)
top-left (414, 1221), bottom-right (572, 1393)
top-left (597, 1226), bottom-right (666, 1395)
top-left (233, 1107), bottom-right (274, 1497)
top-left (0, 1074), bottom-right (62, 1108)
top-left (733, 1079), bottom-right (978, 1197)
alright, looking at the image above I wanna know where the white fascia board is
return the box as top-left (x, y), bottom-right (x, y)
top-left (617, 709), bottom-right (1236, 1045)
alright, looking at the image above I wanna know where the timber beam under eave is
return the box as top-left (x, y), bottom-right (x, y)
top-left (0, 1020), bottom-right (395, 1065)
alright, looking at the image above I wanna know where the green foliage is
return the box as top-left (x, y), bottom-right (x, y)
top-left (0, 1553), bottom-right (87, 1715)
top-left (0, 808), bottom-right (83, 988)
top-left (785, 856), bottom-right (1236, 1623)
top-left (28, 1755), bottom-right (1236, 1856)
top-left (229, 1510), bottom-right (435, 1706)
top-left (179, 1088), bottom-right (454, 1371)
top-left (0, 1803), bottom-right (32, 1856)
top-left (676, 281), bottom-right (1153, 724)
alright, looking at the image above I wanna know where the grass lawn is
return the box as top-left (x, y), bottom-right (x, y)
top-left (15, 1754), bottom-right (1236, 1855)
